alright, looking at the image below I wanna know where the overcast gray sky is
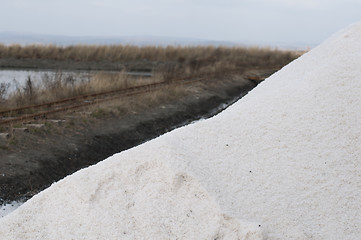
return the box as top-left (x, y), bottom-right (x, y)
top-left (0, 0), bottom-right (360, 47)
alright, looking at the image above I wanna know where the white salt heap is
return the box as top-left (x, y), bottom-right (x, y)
top-left (0, 157), bottom-right (261, 239)
top-left (1, 21), bottom-right (361, 239)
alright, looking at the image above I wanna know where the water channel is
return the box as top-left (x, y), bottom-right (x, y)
top-left (0, 69), bottom-right (153, 96)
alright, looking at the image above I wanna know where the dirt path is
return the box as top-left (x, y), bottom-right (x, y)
top-left (0, 71), bottom-right (273, 203)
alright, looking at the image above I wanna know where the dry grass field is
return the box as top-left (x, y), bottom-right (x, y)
top-left (0, 44), bottom-right (297, 65)
top-left (0, 44), bottom-right (301, 202)
top-left (0, 44), bottom-right (300, 109)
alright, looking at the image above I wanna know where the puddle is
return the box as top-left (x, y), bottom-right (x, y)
top-left (0, 200), bottom-right (24, 218)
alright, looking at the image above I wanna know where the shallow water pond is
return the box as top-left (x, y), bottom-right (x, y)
top-left (0, 69), bottom-right (92, 93)
top-left (0, 69), bottom-right (152, 97)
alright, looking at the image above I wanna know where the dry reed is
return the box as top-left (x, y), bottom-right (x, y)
top-left (0, 44), bottom-right (298, 68)
top-left (0, 44), bottom-right (300, 110)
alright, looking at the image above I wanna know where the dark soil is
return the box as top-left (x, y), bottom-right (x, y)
top-left (0, 71), bottom-right (272, 204)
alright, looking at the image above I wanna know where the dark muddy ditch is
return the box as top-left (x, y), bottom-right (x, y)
top-left (0, 77), bottom-right (259, 204)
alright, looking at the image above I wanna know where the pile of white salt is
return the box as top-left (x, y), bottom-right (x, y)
top-left (1, 21), bottom-right (361, 239)
top-left (0, 157), bottom-right (261, 239)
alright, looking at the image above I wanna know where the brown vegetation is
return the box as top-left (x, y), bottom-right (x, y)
top-left (1, 71), bottom-right (163, 110)
top-left (0, 44), bottom-right (298, 70)
top-left (0, 44), bottom-right (297, 72)
top-left (0, 44), bottom-right (300, 110)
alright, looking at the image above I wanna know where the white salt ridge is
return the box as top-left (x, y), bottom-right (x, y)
top-left (158, 21), bottom-right (361, 239)
top-left (1, 21), bottom-right (361, 239)
top-left (0, 157), bottom-right (262, 239)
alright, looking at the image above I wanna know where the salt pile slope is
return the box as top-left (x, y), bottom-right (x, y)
top-left (105, 22), bottom-right (360, 238)
top-left (0, 156), bottom-right (262, 239)
top-left (155, 22), bottom-right (360, 239)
